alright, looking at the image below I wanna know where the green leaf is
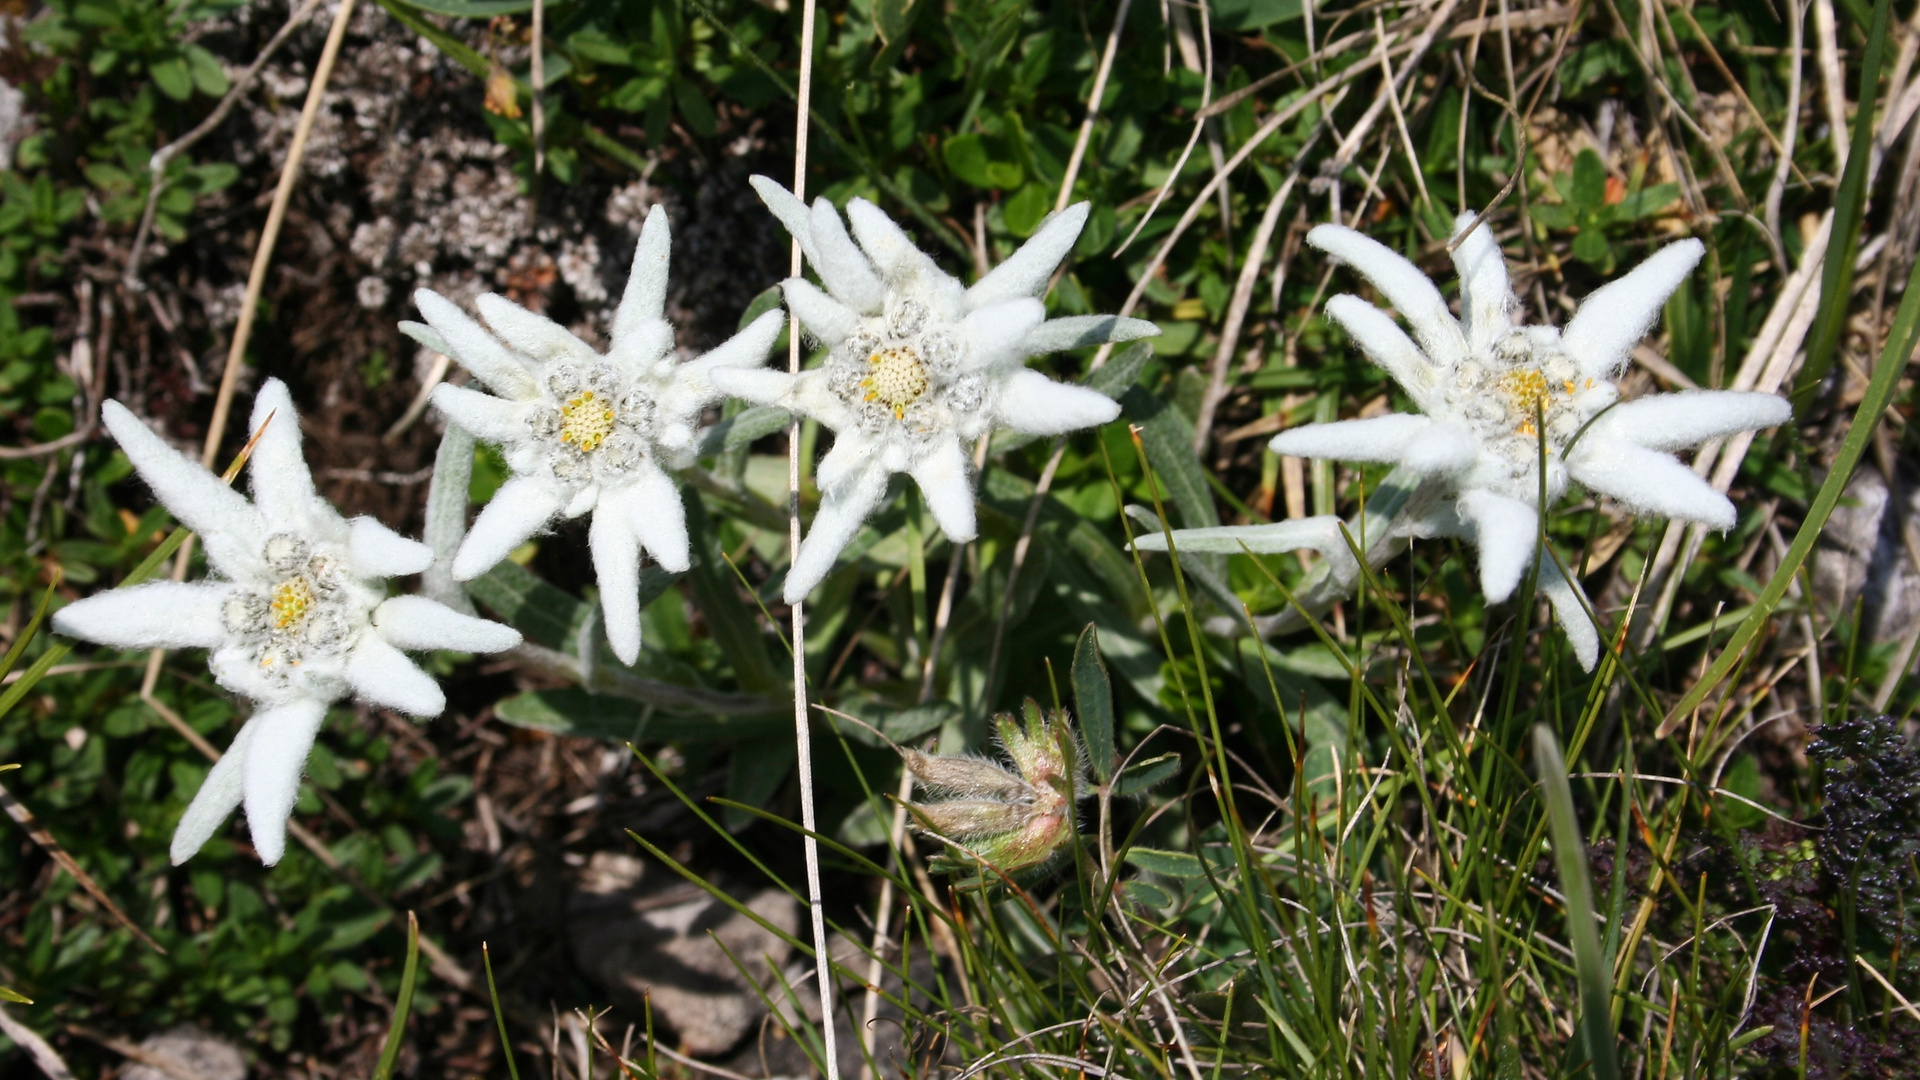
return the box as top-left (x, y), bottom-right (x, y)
top-left (1122, 879), bottom-right (1175, 908)
top-left (874, 0), bottom-right (919, 43)
top-left (1571, 149), bottom-right (1607, 212)
top-left (496, 688), bottom-right (783, 741)
top-left (1211, 0), bottom-right (1303, 29)
top-left (1121, 385), bottom-right (1218, 532)
top-left (567, 31), bottom-right (633, 67)
top-left (1125, 847), bottom-right (1205, 877)
top-left (383, 0), bottom-right (531, 16)
top-left (1002, 182), bottom-right (1051, 237)
top-left (1570, 228), bottom-right (1609, 266)
top-left (943, 133), bottom-right (1022, 190)
top-left (1071, 623), bottom-right (1115, 782)
top-left (149, 55), bottom-right (194, 100)
top-left (464, 560), bottom-right (589, 650)
top-left (185, 43), bottom-right (228, 97)
top-left (724, 738), bottom-right (795, 830)
top-left (673, 80), bottom-right (717, 137)
top-left (943, 133), bottom-right (995, 188)
top-left (1115, 752), bottom-right (1181, 796)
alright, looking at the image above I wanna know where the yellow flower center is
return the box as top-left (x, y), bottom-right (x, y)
top-left (861, 346), bottom-right (930, 419)
top-left (270, 576), bottom-right (315, 631)
top-left (560, 391), bottom-right (617, 452)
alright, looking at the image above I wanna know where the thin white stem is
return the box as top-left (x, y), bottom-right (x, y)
top-left (785, 1), bottom-right (838, 1076)
top-left (532, 0), bottom-right (546, 174)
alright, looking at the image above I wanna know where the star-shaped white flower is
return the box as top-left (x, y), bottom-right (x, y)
top-left (714, 177), bottom-right (1159, 603)
top-left (1140, 214), bottom-right (1791, 669)
top-left (52, 379), bottom-right (521, 865)
top-left (412, 206), bottom-right (785, 664)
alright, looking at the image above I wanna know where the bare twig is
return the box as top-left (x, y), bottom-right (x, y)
top-left (0, 779), bottom-right (166, 954)
top-left (0, 1005), bottom-right (75, 1080)
top-left (1057, 0), bottom-right (1135, 211)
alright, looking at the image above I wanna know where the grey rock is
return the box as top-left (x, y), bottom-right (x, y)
top-left (121, 1027), bottom-right (246, 1080)
top-left (568, 852), bottom-right (799, 1057)
top-left (1812, 467), bottom-right (1920, 645)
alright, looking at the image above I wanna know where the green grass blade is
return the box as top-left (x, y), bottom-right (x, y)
top-left (1665, 248), bottom-right (1920, 733)
top-left (482, 943), bottom-right (522, 1080)
top-left (372, 911), bottom-right (422, 1080)
top-left (1792, 0), bottom-right (1892, 414)
top-left (1533, 725), bottom-right (1619, 1080)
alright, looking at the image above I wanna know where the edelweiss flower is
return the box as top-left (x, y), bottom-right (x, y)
top-left (714, 177), bottom-right (1158, 602)
top-left (53, 380), bottom-right (521, 865)
top-left (413, 206), bottom-right (785, 664)
top-left (1141, 214), bottom-right (1790, 669)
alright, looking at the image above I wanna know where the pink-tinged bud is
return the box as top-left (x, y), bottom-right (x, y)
top-left (903, 700), bottom-right (1089, 878)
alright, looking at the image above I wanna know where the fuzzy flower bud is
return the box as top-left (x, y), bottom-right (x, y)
top-left (903, 700), bottom-right (1086, 878)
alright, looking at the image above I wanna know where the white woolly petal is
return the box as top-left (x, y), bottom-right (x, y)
top-left (960, 298), bottom-right (1047, 371)
top-left (908, 437), bottom-right (976, 542)
top-left (246, 379), bottom-right (319, 532)
top-left (240, 698), bottom-right (328, 865)
top-left (1323, 295), bottom-right (1442, 411)
top-left (349, 517), bottom-right (432, 579)
top-left (623, 461), bottom-right (691, 573)
top-left (1268, 414), bottom-right (1435, 464)
top-left (1021, 316), bottom-right (1161, 356)
top-left (994, 369), bottom-right (1121, 436)
top-left (413, 289), bottom-right (541, 401)
top-left (1457, 489), bottom-right (1539, 603)
top-left (844, 197), bottom-right (943, 282)
top-left (430, 384), bottom-right (536, 444)
top-left (53, 581), bottom-right (229, 649)
top-left (590, 491), bottom-right (643, 666)
top-left (1584, 390), bottom-right (1792, 452)
top-left (1538, 554), bottom-right (1601, 671)
top-left (477, 293), bottom-right (597, 366)
top-left (610, 320), bottom-right (675, 372)
top-left (709, 366), bottom-right (795, 408)
top-left (1562, 238), bottom-right (1705, 380)
top-left (613, 205), bottom-right (673, 346)
top-left (687, 309), bottom-right (785, 373)
top-left (811, 197), bottom-right (886, 314)
top-left (666, 311), bottom-right (786, 420)
top-left (171, 714), bottom-right (260, 865)
top-left (562, 483), bottom-right (600, 519)
top-left (344, 633), bottom-right (445, 717)
top-left (102, 400), bottom-right (264, 567)
top-left (452, 475), bottom-right (563, 580)
top-left (749, 175), bottom-right (821, 264)
top-left (1449, 212), bottom-right (1516, 356)
top-left (1567, 439), bottom-right (1737, 530)
top-left (374, 594), bottom-right (521, 654)
top-left (1399, 422), bottom-right (1480, 474)
top-left (786, 464), bottom-right (890, 604)
top-left (1132, 516), bottom-right (1347, 557)
top-left (967, 202), bottom-right (1089, 309)
top-left (817, 430), bottom-right (877, 494)
top-left (782, 278), bottom-right (860, 346)
top-left (1306, 224), bottom-right (1466, 368)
